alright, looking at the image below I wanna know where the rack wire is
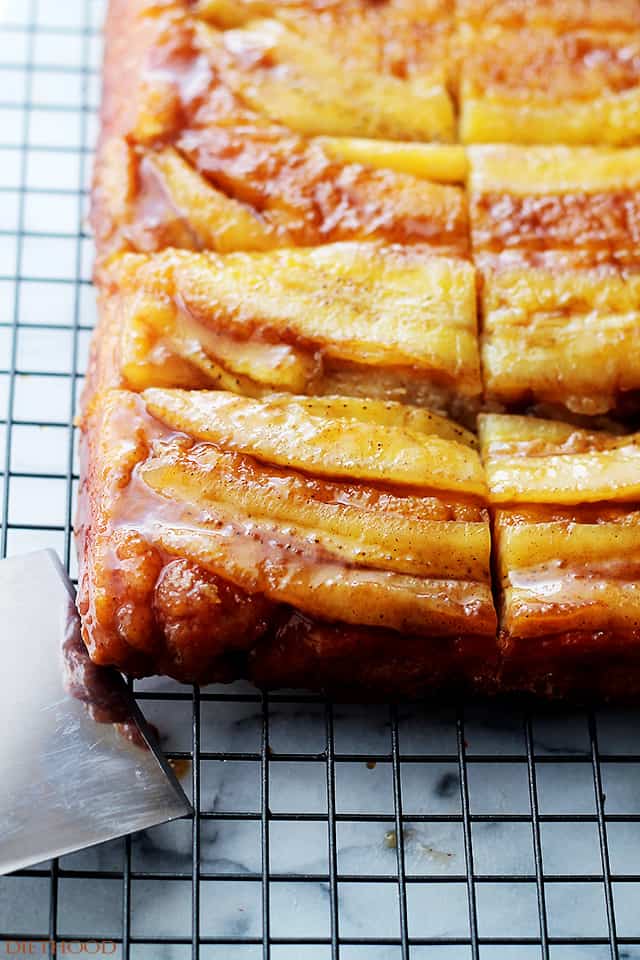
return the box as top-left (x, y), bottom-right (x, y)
top-left (1, 2), bottom-right (640, 958)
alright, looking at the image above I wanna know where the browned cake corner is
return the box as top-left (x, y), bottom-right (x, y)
top-left (469, 146), bottom-right (640, 416)
top-left (479, 413), bottom-right (640, 699)
top-left (77, 389), bottom-right (498, 693)
top-left (91, 0), bottom-right (465, 261)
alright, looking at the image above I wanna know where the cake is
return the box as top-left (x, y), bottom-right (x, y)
top-left (479, 413), bottom-right (640, 698)
top-left (78, 0), bottom-right (640, 698)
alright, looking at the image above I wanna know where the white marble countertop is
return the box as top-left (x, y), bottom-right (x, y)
top-left (3, 678), bottom-right (640, 957)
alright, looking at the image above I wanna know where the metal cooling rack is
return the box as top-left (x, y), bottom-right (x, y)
top-left (2, 2), bottom-right (640, 958)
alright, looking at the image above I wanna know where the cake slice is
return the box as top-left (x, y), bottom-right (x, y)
top-left (92, 0), bottom-right (465, 259)
top-left (192, 0), bottom-right (456, 139)
top-left (92, 133), bottom-right (469, 259)
top-left (479, 413), bottom-right (640, 698)
top-left (92, 0), bottom-right (467, 255)
top-left (88, 244), bottom-right (482, 417)
top-left (469, 146), bottom-right (640, 415)
top-left (458, 22), bottom-right (640, 145)
top-left (77, 389), bottom-right (497, 692)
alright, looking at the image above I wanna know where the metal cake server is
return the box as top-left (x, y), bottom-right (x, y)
top-left (0, 549), bottom-right (191, 875)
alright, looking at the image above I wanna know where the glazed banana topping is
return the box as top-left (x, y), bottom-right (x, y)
top-left (92, 1), bottom-right (467, 259)
top-left (80, 0), bottom-right (640, 697)
top-left (78, 390), bottom-right (496, 685)
top-left (90, 245), bottom-right (481, 414)
top-left (93, 135), bottom-right (469, 258)
top-left (470, 146), bottom-right (640, 416)
top-left (457, 6), bottom-right (640, 145)
top-left (479, 414), bottom-right (640, 697)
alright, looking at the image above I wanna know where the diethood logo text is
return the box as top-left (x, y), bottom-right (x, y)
top-left (3, 945), bottom-right (117, 956)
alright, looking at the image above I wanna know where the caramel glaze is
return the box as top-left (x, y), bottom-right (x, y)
top-left (465, 32), bottom-right (640, 99)
top-left (178, 127), bottom-right (468, 253)
top-left (457, 0), bottom-right (640, 31)
top-left (77, 392), bottom-right (640, 699)
top-left (91, 4), bottom-right (468, 258)
top-left (191, 0), bottom-right (454, 81)
top-left (499, 503), bottom-right (640, 524)
top-left (471, 190), bottom-right (640, 269)
top-left (487, 428), bottom-right (640, 457)
top-left (77, 391), bottom-right (495, 688)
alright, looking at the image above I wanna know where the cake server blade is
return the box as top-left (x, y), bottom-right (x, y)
top-left (0, 549), bottom-right (192, 876)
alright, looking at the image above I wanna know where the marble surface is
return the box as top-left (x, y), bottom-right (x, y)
top-left (3, 678), bottom-right (640, 957)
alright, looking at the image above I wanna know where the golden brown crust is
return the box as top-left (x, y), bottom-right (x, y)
top-left (250, 612), bottom-right (499, 699)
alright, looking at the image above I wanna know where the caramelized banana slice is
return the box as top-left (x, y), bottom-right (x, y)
top-left (194, 0), bottom-right (455, 95)
top-left (459, 24), bottom-right (640, 145)
top-left (141, 447), bottom-right (490, 580)
top-left (153, 523), bottom-right (495, 638)
top-left (194, 18), bottom-right (454, 142)
top-left (140, 149), bottom-right (279, 253)
top-left (469, 146), bottom-right (640, 415)
top-left (481, 269), bottom-right (640, 416)
top-left (77, 389), bottom-right (496, 687)
top-left (480, 416), bottom-right (640, 504)
top-left (141, 389), bottom-right (487, 494)
top-left (92, 244), bottom-right (481, 412)
top-left (469, 144), bottom-right (640, 196)
top-left (314, 139), bottom-right (468, 182)
top-left (479, 413), bottom-right (640, 697)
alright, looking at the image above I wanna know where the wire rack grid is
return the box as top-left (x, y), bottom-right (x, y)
top-left (2, 2), bottom-right (640, 959)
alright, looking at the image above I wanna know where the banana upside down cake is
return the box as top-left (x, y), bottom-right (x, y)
top-left (78, 0), bottom-right (640, 699)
